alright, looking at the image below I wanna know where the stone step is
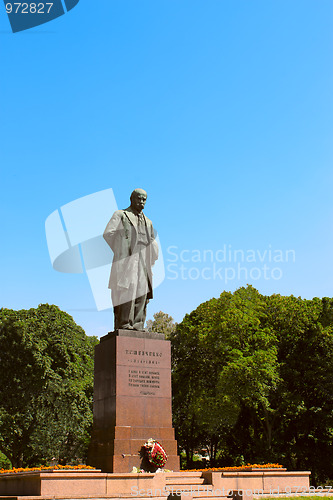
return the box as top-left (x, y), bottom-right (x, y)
top-left (165, 478), bottom-right (207, 485)
top-left (168, 494), bottom-right (230, 500)
top-left (166, 485), bottom-right (214, 492)
top-left (166, 488), bottom-right (216, 495)
top-left (165, 473), bottom-right (208, 486)
top-left (191, 497), bottom-right (229, 500)
top-left (166, 472), bottom-right (204, 477)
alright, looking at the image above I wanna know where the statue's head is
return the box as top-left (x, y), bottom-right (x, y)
top-left (130, 188), bottom-right (147, 213)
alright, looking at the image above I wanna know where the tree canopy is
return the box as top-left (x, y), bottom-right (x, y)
top-left (170, 286), bottom-right (333, 484)
top-left (2, 293), bottom-right (333, 483)
top-left (147, 311), bottom-right (176, 337)
top-left (0, 304), bottom-right (98, 468)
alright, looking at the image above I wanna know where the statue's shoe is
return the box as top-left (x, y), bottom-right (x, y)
top-left (121, 324), bottom-right (135, 330)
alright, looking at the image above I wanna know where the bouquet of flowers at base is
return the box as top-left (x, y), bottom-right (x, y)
top-left (131, 467), bottom-right (145, 473)
top-left (144, 438), bottom-right (168, 468)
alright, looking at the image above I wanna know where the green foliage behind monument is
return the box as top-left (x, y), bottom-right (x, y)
top-left (170, 285), bottom-right (333, 484)
top-left (0, 304), bottom-right (98, 468)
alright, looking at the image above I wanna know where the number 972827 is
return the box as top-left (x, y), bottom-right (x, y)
top-left (6, 3), bottom-right (53, 14)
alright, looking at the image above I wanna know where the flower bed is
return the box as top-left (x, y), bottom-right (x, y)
top-left (0, 464), bottom-right (95, 474)
top-left (182, 463), bottom-right (283, 472)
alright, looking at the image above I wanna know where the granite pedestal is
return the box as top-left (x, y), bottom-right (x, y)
top-left (87, 330), bottom-right (180, 473)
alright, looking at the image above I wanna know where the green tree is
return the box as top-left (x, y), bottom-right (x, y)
top-left (147, 311), bottom-right (176, 337)
top-left (171, 286), bottom-right (279, 467)
top-left (0, 450), bottom-right (11, 469)
top-left (264, 294), bottom-right (333, 483)
top-left (170, 307), bottom-right (210, 466)
top-left (171, 286), bottom-right (333, 482)
top-left (0, 304), bottom-right (98, 467)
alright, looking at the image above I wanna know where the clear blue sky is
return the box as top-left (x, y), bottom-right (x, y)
top-left (1, 0), bottom-right (333, 338)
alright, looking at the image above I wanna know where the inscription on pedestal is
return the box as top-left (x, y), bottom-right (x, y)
top-left (128, 368), bottom-right (161, 395)
top-left (117, 337), bottom-right (169, 398)
top-left (125, 348), bottom-right (162, 366)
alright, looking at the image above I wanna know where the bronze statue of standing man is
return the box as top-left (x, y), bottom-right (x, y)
top-left (103, 189), bottom-right (159, 331)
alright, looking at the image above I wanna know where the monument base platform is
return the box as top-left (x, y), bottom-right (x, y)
top-left (87, 330), bottom-right (180, 473)
top-left (0, 468), bottom-right (311, 500)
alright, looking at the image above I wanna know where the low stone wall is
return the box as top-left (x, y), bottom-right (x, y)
top-left (201, 470), bottom-right (311, 496)
top-left (0, 469), bottom-right (311, 499)
top-left (0, 469), bottom-right (167, 498)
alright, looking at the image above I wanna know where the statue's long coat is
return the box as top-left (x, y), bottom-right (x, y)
top-left (103, 207), bottom-right (158, 305)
